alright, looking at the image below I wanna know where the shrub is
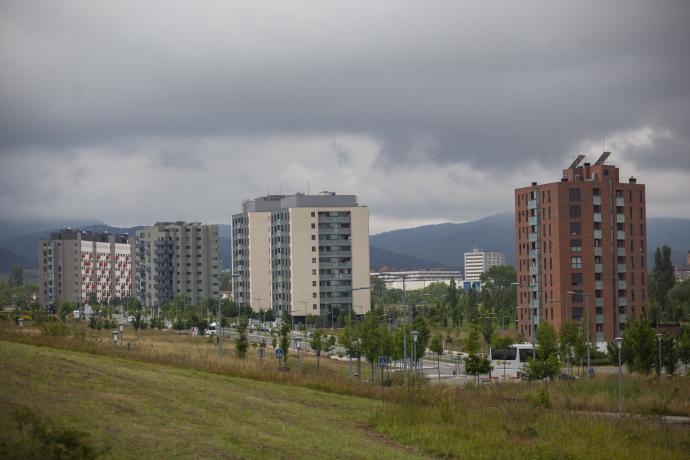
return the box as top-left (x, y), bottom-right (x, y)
top-left (0, 407), bottom-right (107, 459)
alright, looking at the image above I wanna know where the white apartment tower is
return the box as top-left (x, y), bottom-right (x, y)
top-left (134, 222), bottom-right (220, 308)
top-left (232, 192), bottom-right (370, 321)
top-left (464, 248), bottom-right (506, 281)
top-left (38, 229), bottom-right (133, 307)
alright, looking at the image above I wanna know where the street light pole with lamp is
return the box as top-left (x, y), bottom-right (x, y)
top-left (615, 336), bottom-right (624, 415)
top-left (412, 330), bottom-right (418, 373)
top-left (656, 332), bottom-right (663, 380)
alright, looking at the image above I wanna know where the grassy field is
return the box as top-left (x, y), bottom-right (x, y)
top-left (0, 340), bottom-right (425, 459)
top-left (2, 323), bottom-right (690, 459)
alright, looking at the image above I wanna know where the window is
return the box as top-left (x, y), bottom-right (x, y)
top-left (570, 239), bottom-right (582, 252)
top-left (311, 212), bottom-right (315, 217)
top-left (312, 258), bottom-right (316, 263)
top-left (571, 273), bottom-right (583, 286)
top-left (570, 223), bottom-right (581, 235)
top-left (569, 188), bottom-right (581, 201)
top-left (570, 206), bottom-right (581, 218)
top-left (571, 256), bottom-right (582, 269)
top-left (311, 235), bottom-right (316, 240)
top-left (570, 290), bottom-right (583, 303)
top-left (312, 292), bottom-right (317, 298)
top-left (572, 307), bottom-right (583, 320)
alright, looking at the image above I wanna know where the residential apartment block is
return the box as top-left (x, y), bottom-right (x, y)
top-left (38, 229), bottom-right (133, 307)
top-left (134, 222), bottom-right (220, 309)
top-left (232, 192), bottom-right (370, 321)
top-left (514, 153), bottom-right (648, 345)
top-left (464, 248), bottom-right (506, 281)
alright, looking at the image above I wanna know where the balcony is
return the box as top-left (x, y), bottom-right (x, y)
top-left (528, 199), bottom-right (537, 210)
top-left (318, 250), bottom-right (352, 257)
top-left (595, 280), bottom-right (603, 290)
top-left (593, 213), bottom-right (602, 223)
top-left (619, 297), bottom-right (628, 307)
top-left (529, 265), bottom-right (539, 275)
top-left (595, 264), bottom-right (603, 273)
top-left (596, 314), bottom-right (604, 324)
top-left (593, 196), bottom-right (601, 205)
top-left (595, 298), bottom-right (604, 307)
top-left (618, 280), bottom-right (627, 289)
top-left (617, 214), bottom-right (625, 223)
top-left (319, 285), bottom-right (352, 292)
top-left (619, 314), bottom-right (627, 323)
top-left (617, 231), bottom-right (625, 240)
top-left (618, 264), bottom-right (627, 273)
top-left (594, 247), bottom-right (602, 256)
top-left (528, 233), bottom-right (539, 242)
top-left (530, 298), bottom-right (541, 309)
top-left (528, 216), bottom-right (538, 225)
top-left (529, 249), bottom-right (539, 258)
top-left (319, 261), bottom-right (352, 269)
top-left (594, 230), bottom-right (602, 239)
top-left (617, 248), bottom-right (626, 257)
top-left (616, 197), bottom-right (625, 206)
top-left (318, 216), bottom-right (351, 223)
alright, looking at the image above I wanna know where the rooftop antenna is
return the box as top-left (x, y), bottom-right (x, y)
top-left (307, 181), bottom-right (310, 194)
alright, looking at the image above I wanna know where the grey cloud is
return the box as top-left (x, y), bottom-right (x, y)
top-left (0, 1), bottom-right (689, 228)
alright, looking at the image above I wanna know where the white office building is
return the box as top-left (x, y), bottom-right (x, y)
top-left (464, 248), bottom-right (505, 281)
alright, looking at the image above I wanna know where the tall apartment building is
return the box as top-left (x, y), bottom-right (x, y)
top-left (464, 248), bottom-right (506, 281)
top-left (135, 222), bottom-right (220, 308)
top-left (232, 192), bottom-right (370, 321)
top-left (38, 229), bottom-right (133, 307)
top-left (514, 153), bottom-right (647, 346)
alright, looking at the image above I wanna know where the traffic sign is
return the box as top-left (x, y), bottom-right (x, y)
top-left (379, 356), bottom-right (387, 368)
top-left (275, 348), bottom-right (284, 359)
top-left (316, 350), bottom-right (321, 357)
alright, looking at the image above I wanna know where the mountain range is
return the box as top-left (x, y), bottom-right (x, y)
top-left (0, 214), bottom-right (688, 273)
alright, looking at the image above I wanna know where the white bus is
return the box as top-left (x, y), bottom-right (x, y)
top-left (489, 343), bottom-right (535, 379)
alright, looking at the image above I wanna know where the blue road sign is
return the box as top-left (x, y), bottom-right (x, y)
top-left (275, 348), bottom-right (284, 359)
top-left (379, 356), bottom-right (387, 368)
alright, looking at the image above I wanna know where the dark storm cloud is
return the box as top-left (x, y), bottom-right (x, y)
top-left (0, 1), bottom-right (689, 228)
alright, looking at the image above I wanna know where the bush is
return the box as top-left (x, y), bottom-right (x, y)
top-left (39, 322), bottom-right (72, 337)
top-left (0, 407), bottom-right (107, 459)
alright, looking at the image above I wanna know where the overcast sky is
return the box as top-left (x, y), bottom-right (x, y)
top-left (1, 1), bottom-right (688, 234)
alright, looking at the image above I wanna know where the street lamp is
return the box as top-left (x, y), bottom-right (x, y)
top-left (615, 336), bottom-right (623, 415)
top-left (112, 330), bottom-right (119, 347)
top-left (118, 323), bottom-right (124, 344)
top-left (567, 290), bottom-right (593, 376)
top-left (656, 333), bottom-right (663, 380)
top-left (295, 336), bottom-right (302, 368)
top-left (357, 338), bottom-right (362, 381)
top-left (412, 331), bottom-right (418, 373)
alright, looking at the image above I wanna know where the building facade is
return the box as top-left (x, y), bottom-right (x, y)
top-left (464, 248), bottom-right (506, 281)
top-left (514, 153), bottom-right (648, 346)
top-left (232, 192), bottom-right (370, 321)
top-left (134, 222), bottom-right (220, 308)
top-left (38, 229), bottom-right (133, 308)
top-left (372, 270), bottom-right (463, 290)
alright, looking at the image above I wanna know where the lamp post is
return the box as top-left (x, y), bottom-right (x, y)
top-left (615, 336), bottom-right (623, 415)
top-left (357, 338), bottom-right (362, 381)
top-left (412, 331), bottom-right (418, 374)
top-left (295, 336), bottom-right (302, 368)
top-left (112, 330), bottom-right (119, 347)
top-left (119, 323), bottom-right (124, 344)
top-left (567, 290), bottom-right (592, 376)
top-left (656, 333), bottom-right (663, 380)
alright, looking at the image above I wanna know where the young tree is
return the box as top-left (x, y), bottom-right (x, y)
top-left (236, 318), bottom-right (249, 359)
top-left (678, 329), bottom-right (690, 375)
top-left (57, 299), bottom-right (74, 321)
top-left (465, 354), bottom-right (492, 387)
top-left (430, 333), bottom-right (444, 380)
top-left (480, 265), bottom-right (517, 319)
top-left (523, 322), bottom-right (560, 385)
top-left (279, 315), bottom-right (291, 365)
top-left (621, 320), bottom-right (656, 374)
top-left (309, 329), bottom-right (335, 370)
top-left (649, 245), bottom-right (675, 325)
top-left (9, 266), bottom-right (23, 288)
top-left (132, 309), bottom-right (145, 333)
top-left (667, 279), bottom-right (690, 323)
top-left (464, 328), bottom-right (481, 356)
top-left (359, 313), bottom-right (383, 382)
top-left (659, 334), bottom-right (678, 376)
top-left (447, 278), bottom-right (461, 326)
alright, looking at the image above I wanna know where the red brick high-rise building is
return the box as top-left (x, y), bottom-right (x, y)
top-left (514, 153), bottom-right (648, 347)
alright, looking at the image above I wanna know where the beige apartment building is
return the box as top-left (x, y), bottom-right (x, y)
top-left (232, 192), bottom-right (370, 322)
top-left (38, 229), bottom-right (133, 308)
top-left (134, 222), bottom-right (220, 309)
